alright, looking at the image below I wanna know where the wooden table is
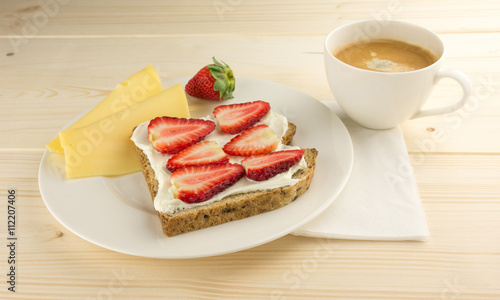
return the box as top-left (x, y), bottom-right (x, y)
top-left (1, 0), bottom-right (499, 299)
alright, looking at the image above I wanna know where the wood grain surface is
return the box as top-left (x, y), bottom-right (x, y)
top-left (1, 0), bottom-right (499, 299)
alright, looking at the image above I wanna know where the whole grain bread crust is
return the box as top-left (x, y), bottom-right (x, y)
top-left (135, 121), bottom-right (318, 237)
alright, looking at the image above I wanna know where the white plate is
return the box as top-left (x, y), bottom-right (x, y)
top-left (38, 77), bottom-right (353, 259)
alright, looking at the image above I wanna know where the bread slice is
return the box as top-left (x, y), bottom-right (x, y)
top-left (135, 122), bottom-right (318, 237)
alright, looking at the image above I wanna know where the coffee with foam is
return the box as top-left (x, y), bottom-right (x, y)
top-left (334, 39), bottom-right (437, 73)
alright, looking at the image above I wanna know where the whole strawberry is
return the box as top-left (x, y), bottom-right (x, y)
top-left (185, 57), bottom-right (235, 101)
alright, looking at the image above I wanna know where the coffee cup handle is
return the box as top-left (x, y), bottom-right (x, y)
top-left (411, 69), bottom-right (472, 119)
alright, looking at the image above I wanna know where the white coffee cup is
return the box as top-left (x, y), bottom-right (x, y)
top-left (325, 20), bottom-right (471, 129)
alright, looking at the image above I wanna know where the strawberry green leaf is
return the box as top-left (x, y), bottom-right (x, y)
top-left (207, 57), bottom-right (235, 101)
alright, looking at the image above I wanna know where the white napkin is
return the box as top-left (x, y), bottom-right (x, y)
top-left (293, 101), bottom-right (429, 241)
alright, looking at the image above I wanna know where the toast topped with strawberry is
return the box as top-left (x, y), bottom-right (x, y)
top-left (131, 100), bottom-right (318, 237)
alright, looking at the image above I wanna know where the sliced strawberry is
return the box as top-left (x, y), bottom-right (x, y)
top-left (170, 163), bottom-right (245, 203)
top-left (148, 117), bottom-right (215, 154)
top-left (223, 124), bottom-right (279, 157)
top-left (241, 149), bottom-right (305, 181)
top-left (213, 100), bottom-right (271, 134)
top-left (166, 140), bottom-right (229, 172)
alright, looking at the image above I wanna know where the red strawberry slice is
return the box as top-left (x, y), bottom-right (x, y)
top-left (223, 124), bottom-right (279, 156)
top-left (185, 57), bottom-right (235, 101)
top-left (148, 117), bottom-right (215, 154)
top-left (170, 163), bottom-right (245, 203)
top-left (241, 149), bottom-right (305, 181)
top-left (213, 100), bottom-right (271, 134)
top-left (166, 140), bottom-right (229, 172)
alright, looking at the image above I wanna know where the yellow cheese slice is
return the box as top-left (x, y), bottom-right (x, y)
top-left (59, 83), bottom-right (190, 179)
top-left (46, 64), bottom-right (163, 154)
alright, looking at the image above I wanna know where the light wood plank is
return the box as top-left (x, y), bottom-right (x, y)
top-left (1, 151), bottom-right (499, 299)
top-left (0, 34), bottom-right (499, 152)
top-left (0, 0), bottom-right (499, 38)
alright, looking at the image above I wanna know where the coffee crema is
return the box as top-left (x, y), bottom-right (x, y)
top-left (333, 39), bottom-right (438, 73)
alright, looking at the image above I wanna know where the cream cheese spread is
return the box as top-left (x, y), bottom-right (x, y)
top-left (131, 111), bottom-right (307, 214)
